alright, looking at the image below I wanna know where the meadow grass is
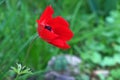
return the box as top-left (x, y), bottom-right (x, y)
top-left (0, 0), bottom-right (120, 80)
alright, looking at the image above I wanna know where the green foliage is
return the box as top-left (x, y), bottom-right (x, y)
top-left (10, 63), bottom-right (32, 80)
top-left (0, 0), bottom-right (120, 80)
top-left (11, 63), bottom-right (32, 75)
top-left (110, 68), bottom-right (120, 79)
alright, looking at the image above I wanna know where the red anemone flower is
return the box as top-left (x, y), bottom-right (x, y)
top-left (37, 6), bottom-right (73, 49)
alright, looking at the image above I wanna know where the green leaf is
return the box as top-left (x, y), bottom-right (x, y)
top-left (113, 44), bottom-right (120, 52)
top-left (90, 52), bottom-right (102, 64)
top-left (110, 68), bottom-right (120, 79)
top-left (100, 57), bottom-right (116, 67)
top-left (113, 54), bottom-right (120, 64)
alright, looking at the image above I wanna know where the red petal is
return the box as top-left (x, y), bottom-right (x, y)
top-left (37, 25), bottom-right (58, 42)
top-left (48, 16), bottom-right (69, 27)
top-left (38, 6), bottom-right (54, 23)
top-left (49, 38), bottom-right (70, 49)
top-left (48, 16), bottom-right (73, 41)
top-left (55, 26), bottom-right (73, 41)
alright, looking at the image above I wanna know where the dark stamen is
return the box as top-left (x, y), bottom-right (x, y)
top-left (45, 26), bottom-right (52, 31)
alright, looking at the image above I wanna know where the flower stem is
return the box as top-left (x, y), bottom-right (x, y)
top-left (14, 74), bottom-right (19, 80)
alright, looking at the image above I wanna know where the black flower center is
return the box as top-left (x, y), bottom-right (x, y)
top-left (45, 26), bottom-right (52, 31)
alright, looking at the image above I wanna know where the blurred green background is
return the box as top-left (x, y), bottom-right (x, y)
top-left (0, 0), bottom-right (120, 80)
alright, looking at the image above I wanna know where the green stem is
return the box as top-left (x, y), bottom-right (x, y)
top-left (21, 69), bottom-right (47, 79)
top-left (15, 74), bottom-right (19, 80)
